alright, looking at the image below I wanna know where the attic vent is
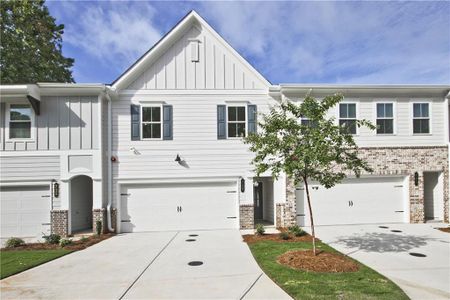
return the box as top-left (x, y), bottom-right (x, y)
top-left (189, 39), bottom-right (200, 62)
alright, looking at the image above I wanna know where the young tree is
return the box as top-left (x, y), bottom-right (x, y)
top-left (245, 94), bottom-right (375, 255)
top-left (0, 0), bottom-right (74, 84)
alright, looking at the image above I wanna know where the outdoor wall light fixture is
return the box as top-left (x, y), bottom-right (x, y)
top-left (414, 172), bottom-right (419, 186)
top-left (175, 154), bottom-right (182, 162)
top-left (241, 178), bottom-right (245, 193)
top-left (53, 181), bottom-right (60, 198)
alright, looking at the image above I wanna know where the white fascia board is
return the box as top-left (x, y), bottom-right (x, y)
top-left (0, 84), bottom-right (41, 101)
top-left (37, 83), bottom-right (108, 96)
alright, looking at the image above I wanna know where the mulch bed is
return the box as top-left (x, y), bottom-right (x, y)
top-left (2, 234), bottom-right (114, 251)
top-left (243, 229), bottom-right (316, 244)
top-left (277, 249), bottom-right (360, 273)
top-left (437, 227), bottom-right (450, 233)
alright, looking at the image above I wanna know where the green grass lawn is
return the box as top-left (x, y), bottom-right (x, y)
top-left (1, 250), bottom-right (72, 279)
top-left (248, 240), bottom-right (409, 300)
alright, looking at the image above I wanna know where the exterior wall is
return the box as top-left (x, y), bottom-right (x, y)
top-left (0, 155), bottom-right (60, 181)
top-left (287, 96), bottom-right (447, 147)
top-left (51, 210), bottom-right (68, 237)
top-left (284, 146), bottom-right (449, 225)
top-left (239, 204), bottom-right (254, 229)
top-left (127, 26), bottom-right (266, 91)
top-left (1, 96), bottom-right (100, 151)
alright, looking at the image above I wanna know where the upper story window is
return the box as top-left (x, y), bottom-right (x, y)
top-left (228, 106), bottom-right (246, 138)
top-left (376, 103), bottom-right (394, 134)
top-left (142, 106), bottom-right (161, 139)
top-left (8, 104), bottom-right (33, 139)
top-left (339, 103), bottom-right (357, 134)
top-left (413, 103), bottom-right (430, 134)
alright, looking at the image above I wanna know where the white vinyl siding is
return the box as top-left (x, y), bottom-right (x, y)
top-left (0, 155), bottom-right (60, 182)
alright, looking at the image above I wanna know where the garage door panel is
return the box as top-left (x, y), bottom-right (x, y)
top-left (297, 177), bottom-right (406, 226)
top-left (1, 186), bottom-right (51, 238)
top-left (120, 182), bottom-right (238, 233)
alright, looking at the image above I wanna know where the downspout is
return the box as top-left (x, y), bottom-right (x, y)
top-left (105, 91), bottom-right (114, 232)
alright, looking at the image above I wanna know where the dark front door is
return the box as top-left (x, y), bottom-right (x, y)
top-left (253, 182), bottom-right (263, 220)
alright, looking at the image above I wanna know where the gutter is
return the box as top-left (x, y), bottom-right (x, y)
top-left (105, 88), bottom-right (114, 232)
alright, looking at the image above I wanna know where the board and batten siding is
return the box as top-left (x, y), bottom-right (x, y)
top-left (127, 26), bottom-right (266, 91)
top-left (0, 96), bottom-right (100, 151)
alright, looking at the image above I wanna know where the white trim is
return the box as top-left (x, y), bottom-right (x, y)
top-left (374, 101), bottom-right (397, 135)
top-left (119, 89), bottom-right (268, 96)
top-left (0, 181), bottom-right (51, 187)
top-left (5, 102), bottom-right (36, 142)
top-left (411, 101), bottom-right (432, 135)
top-left (226, 104), bottom-right (247, 139)
top-left (140, 104), bottom-right (163, 140)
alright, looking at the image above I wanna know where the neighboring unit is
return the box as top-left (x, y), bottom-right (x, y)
top-left (0, 11), bottom-right (448, 241)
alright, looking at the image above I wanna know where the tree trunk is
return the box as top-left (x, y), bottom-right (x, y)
top-left (303, 177), bottom-right (316, 255)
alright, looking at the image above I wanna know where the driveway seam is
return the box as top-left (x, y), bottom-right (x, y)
top-left (238, 272), bottom-right (263, 300)
top-left (118, 231), bottom-right (179, 300)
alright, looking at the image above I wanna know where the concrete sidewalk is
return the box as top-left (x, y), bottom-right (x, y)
top-left (1, 230), bottom-right (291, 299)
top-left (309, 223), bottom-right (450, 300)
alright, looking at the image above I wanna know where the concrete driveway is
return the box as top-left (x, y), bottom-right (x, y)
top-left (1, 230), bottom-right (291, 300)
top-left (311, 223), bottom-right (450, 300)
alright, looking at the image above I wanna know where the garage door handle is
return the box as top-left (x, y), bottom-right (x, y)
top-left (121, 220), bottom-right (131, 223)
top-left (227, 216), bottom-right (237, 219)
top-left (297, 214), bottom-right (305, 216)
top-left (395, 210), bottom-right (404, 213)
top-left (41, 223), bottom-right (51, 225)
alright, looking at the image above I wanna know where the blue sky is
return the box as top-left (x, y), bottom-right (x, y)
top-left (47, 1), bottom-right (450, 85)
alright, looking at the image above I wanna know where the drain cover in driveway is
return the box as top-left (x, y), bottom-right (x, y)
top-left (379, 226), bottom-right (389, 229)
top-left (189, 234), bottom-right (198, 237)
top-left (186, 239), bottom-right (196, 242)
top-left (391, 230), bottom-right (402, 233)
top-left (409, 252), bottom-right (426, 257)
top-left (188, 261), bottom-right (203, 266)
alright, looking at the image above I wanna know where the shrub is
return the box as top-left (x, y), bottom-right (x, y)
top-left (95, 220), bottom-right (102, 235)
top-left (279, 232), bottom-right (290, 240)
top-left (5, 237), bottom-right (25, 248)
top-left (255, 224), bottom-right (265, 235)
top-left (288, 225), bottom-right (305, 237)
top-left (59, 238), bottom-right (72, 247)
top-left (43, 234), bottom-right (61, 244)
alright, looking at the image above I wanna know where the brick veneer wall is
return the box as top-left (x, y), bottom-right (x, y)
top-left (240, 204), bottom-right (254, 229)
top-left (284, 146), bottom-right (449, 225)
top-left (93, 208), bottom-right (106, 234)
top-left (51, 210), bottom-right (68, 237)
top-left (111, 208), bottom-right (117, 233)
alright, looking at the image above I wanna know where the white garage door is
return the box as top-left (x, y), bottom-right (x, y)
top-left (296, 177), bottom-right (406, 226)
top-left (1, 186), bottom-right (51, 238)
top-left (120, 182), bottom-right (238, 232)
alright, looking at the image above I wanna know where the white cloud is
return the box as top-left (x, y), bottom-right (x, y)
top-left (51, 1), bottom-right (162, 71)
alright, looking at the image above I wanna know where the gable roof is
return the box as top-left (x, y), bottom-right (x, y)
top-left (111, 10), bottom-right (271, 90)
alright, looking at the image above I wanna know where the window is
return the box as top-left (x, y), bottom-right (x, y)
top-left (339, 103), bottom-right (357, 134)
top-left (141, 106), bottom-right (161, 139)
top-left (413, 103), bottom-right (430, 134)
top-left (376, 103), bottom-right (394, 134)
top-left (228, 106), bottom-right (246, 138)
top-left (300, 115), bottom-right (317, 128)
top-left (9, 104), bottom-right (33, 139)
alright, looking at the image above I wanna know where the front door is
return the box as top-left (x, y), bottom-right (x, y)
top-left (253, 182), bottom-right (263, 220)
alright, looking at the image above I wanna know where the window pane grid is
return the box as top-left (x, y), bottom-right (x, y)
top-left (9, 104), bottom-right (32, 139)
top-left (376, 103), bottom-right (394, 134)
top-left (412, 103), bottom-right (429, 134)
top-left (227, 106), bottom-right (246, 138)
top-left (142, 106), bottom-right (161, 139)
top-left (339, 104), bottom-right (357, 134)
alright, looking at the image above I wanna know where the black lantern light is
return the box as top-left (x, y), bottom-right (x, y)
top-left (414, 172), bottom-right (419, 186)
top-left (53, 181), bottom-right (60, 198)
top-left (240, 178), bottom-right (245, 193)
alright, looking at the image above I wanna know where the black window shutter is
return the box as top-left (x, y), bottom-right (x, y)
top-left (163, 105), bottom-right (173, 140)
top-left (248, 104), bottom-right (257, 134)
top-left (130, 104), bottom-right (140, 140)
top-left (217, 105), bottom-right (226, 139)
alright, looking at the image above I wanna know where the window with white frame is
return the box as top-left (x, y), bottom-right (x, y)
top-left (227, 106), bottom-right (246, 138)
top-left (339, 103), bottom-right (357, 134)
top-left (141, 106), bottom-right (161, 139)
top-left (376, 103), bottom-right (394, 134)
top-left (8, 104), bottom-right (33, 139)
top-left (413, 103), bottom-right (430, 134)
